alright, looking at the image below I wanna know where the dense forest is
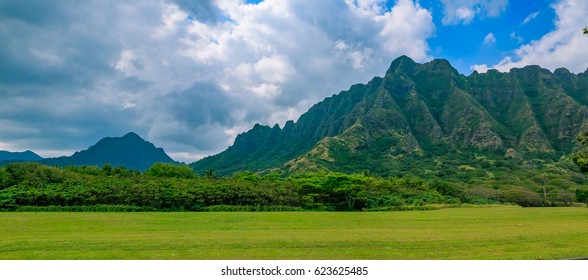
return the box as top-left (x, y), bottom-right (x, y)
top-left (1, 161), bottom-right (586, 212)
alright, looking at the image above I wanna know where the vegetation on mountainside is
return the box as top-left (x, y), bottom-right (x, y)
top-left (0, 161), bottom-right (585, 212)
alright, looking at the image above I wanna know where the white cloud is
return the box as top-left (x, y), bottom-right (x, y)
top-left (334, 39), bottom-right (349, 51)
top-left (455, 8), bottom-right (475, 24)
top-left (114, 50), bottom-right (137, 74)
top-left (510, 31), bottom-right (523, 43)
top-left (376, 0), bottom-right (434, 60)
top-left (441, 0), bottom-right (508, 25)
top-left (252, 55), bottom-right (295, 84)
top-left (522, 11), bottom-right (540, 25)
top-left (471, 64), bottom-right (489, 73)
top-left (249, 83), bottom-right (281, 98)
top-left (120, 101), bottom-right (137, 110)
top-left (334, 40), bottom-right (375, 70)
top-left (153, 3), bottom-right (189, 38)
top-left (483, 33), bottom-right (496, 45)
top-left (493, 0), bottom-right (588, 73)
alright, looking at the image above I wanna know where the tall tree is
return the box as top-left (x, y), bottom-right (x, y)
top-left (203, 168), bottom-right (217, 179)
top-left (571, 132), bottom-right (588, 173)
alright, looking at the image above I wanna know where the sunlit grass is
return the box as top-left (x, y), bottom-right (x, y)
top-left (0, 207), bottom-right (587, 259)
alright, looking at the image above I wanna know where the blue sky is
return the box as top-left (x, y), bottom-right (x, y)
top-left (422, 1), bottom-right (555, 75)
top-left (424, 0), bottom-right (556, 73)
top-left (0, 0), bottom-right (587, 162)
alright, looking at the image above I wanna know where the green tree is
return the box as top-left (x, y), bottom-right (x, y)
top-left (3, 162), bottom-right (64, 187)
top-left (576, 188), bottom-right (588, 204)
top-left (145, 162), bottom-right (196, 179)
top-left (584, 27), bottom-right (588, 35)
top-left (203, 168), bottom-right (217, 179)
top-left (262, 172), bottom-right (281, 181)
top-left (101, 164), bottom-right (112, 175)
top-left (322, 173), bottom-right (368, 210)
top-left (571, 131), bottom-right (588, 173)
top-left (232, 171), bottom-right (260, 182)
top-left (0, 167), bottom-right (10, 189)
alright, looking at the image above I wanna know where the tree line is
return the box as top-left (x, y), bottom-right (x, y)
top-left (1, 161), bottom-right (586, 212)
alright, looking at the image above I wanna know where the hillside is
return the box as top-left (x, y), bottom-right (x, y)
top-left (191, 56), bottom-right (588, 177)
top-left (41, 132), bottom-right (174, 171)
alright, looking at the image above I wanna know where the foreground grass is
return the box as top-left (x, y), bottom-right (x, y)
top-left (0, 207), bottom-right (587, 259)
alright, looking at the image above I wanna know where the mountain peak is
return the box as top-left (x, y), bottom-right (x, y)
top-left (41, 132), bottom-right (174, 171)
top-left (386, 56), bottom-right (460, 78)
top-left (122, 132), bottom-right (141, 139)
top-left (391, 55), bottom-right (415, 65)
top-left (424, 58), bottom-right (458, 73)
top-left (386, 55), bottom-right (417, 75)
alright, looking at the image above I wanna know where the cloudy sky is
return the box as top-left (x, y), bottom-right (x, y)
top-left (1, 0), bottom-right (587, 162)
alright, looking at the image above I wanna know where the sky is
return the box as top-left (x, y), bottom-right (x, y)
top-left (1, 0), bottom-right (587, 163)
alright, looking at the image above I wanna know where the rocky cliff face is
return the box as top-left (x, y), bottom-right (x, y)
top-left (192, 56), bottom-right (588, 175)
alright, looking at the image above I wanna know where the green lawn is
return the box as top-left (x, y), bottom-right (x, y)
top-left (0, 207), bottom-right (587, 259)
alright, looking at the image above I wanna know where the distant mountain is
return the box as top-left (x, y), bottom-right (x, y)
top-left (0, 150), bottom-right (43, 162)
top-left (41, 132), bottom-right (174, 171)
top-left (191, 55), bottom-right (588, 175)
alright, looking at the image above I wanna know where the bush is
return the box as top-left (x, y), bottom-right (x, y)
top-left (576, 188), bottom-right (588, 204)
top-left (498, 188), bottom-right (543, 207)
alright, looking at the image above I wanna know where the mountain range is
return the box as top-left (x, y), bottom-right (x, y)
top-left (2, 56), bottom-right (587, 176)
top-left (191, 56), bottom-right (588, 176)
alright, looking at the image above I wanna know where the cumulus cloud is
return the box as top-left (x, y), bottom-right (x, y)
top-left (493, 0), bottom-right (588, 73)
top-left (440, 0), bottom-right (508, 25)
top-left (0, 0), bottom-right (436, 162)
top-left (483, 33), bottom-right (496, 45)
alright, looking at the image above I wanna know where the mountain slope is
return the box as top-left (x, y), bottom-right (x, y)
top-left (0, 150), bottom-right (43, 162)
top-left (191, 56), bottom-right (588, 176)
top-left (41, 132), bottom-right (174, 171)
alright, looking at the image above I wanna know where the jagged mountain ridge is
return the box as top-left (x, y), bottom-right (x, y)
top-left (41, 132), bottom-right (175, 171)
top-left (192, 56), bottom-right (588, 175)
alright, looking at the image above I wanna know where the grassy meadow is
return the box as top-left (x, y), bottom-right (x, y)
top-left (0, 206), bottom-right (587, 260)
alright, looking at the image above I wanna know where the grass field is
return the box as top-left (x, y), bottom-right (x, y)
top-left (0, 207), bottom-right (587, 259)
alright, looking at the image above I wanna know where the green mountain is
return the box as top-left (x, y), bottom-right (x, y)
top-left (41, 132), bottom-right (174, 171)
top-left (0, 150), bottom-right (43, 162)
top-left (192, 56), bottom-right (588, 177)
